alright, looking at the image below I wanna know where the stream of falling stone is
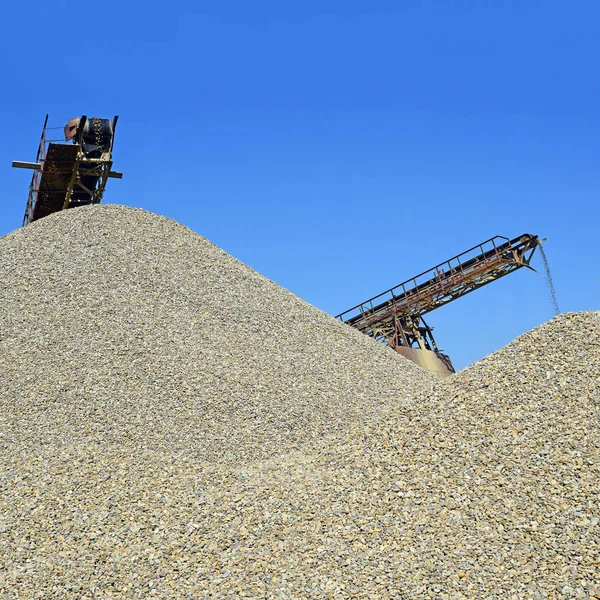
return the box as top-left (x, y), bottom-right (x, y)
top-left (538, 245), bottom-right (560, 316)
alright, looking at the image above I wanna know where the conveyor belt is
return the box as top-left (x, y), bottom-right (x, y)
top-left (337, 234), bottom-right (541, 337)
top-left (31, 144), bottom-right (80, 221)
top-left (14, 115), bottom-right (119, 226)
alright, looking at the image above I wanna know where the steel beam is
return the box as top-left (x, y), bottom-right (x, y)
top-left (12, 161), bottom-right (123, 179)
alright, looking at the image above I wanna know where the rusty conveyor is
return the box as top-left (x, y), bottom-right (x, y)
top-left (336, 234), bottom-right (541, 373)
top-left (13, 115), bottom-right (121, 226)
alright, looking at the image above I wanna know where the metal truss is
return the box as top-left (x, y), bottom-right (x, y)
top-left (336, 234), bottom-right (542, 363)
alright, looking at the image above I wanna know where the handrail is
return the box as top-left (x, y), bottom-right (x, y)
top-left (336, 234), bottom-right (540, 325)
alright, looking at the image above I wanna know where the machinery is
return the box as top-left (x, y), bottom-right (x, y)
top-left (336, 234), bottom-right (542, 378)
top-left (12, 115), bottom-right (121, 226)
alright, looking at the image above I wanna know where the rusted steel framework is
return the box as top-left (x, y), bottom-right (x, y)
top-left (336, 234), bottom-right (541, 368)
top-left (14, 115), bottom-right (120, 226)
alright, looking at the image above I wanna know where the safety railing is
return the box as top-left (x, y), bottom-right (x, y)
top-left (336, 234), bottom-right (538, 327)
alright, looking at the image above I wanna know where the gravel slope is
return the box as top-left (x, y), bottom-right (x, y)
top-left (1, 206), bottom-right (598, 599)
top-left (0, 205), bottom-right (433, 465)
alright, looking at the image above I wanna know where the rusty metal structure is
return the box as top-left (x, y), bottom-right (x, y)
top-left (336, 234), bottom-right (542, 377)
top-left (13, 115), bottom-right (121, 226)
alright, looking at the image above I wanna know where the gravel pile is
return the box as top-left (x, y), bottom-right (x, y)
top-left (1, 206), bottom-right (598, 599)
top-left (0, 204), bottom-right (433, 465)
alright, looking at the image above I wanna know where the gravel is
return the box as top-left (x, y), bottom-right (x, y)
top-left (0, 204), bottom-right (433, 464)
top-left (1, 205), bottom-right (598, 598)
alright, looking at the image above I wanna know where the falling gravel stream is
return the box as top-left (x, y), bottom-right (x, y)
top-left (539, 243), bottom-right (561, 316)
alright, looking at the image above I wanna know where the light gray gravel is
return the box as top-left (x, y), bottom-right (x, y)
top-left (0, 204), bottom-right (433, 465)
top-left (1, 205), bottom-right (598, 599)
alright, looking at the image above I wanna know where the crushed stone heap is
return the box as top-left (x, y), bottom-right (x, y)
top-left (0, 205), bottom-right (433, 465)
top-left (233, 311), bottom-right (598, 598)
top-left (1, 205), bottom-right (598, 599)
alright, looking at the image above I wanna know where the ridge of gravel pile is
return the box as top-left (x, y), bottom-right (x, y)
top-left (0, 204), bottom-right (433, 466)
top-left (1, 206), bottom-right (598, 599)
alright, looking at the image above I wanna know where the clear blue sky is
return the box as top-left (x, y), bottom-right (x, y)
top-left (1, 1), bottom-right (598, 369)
